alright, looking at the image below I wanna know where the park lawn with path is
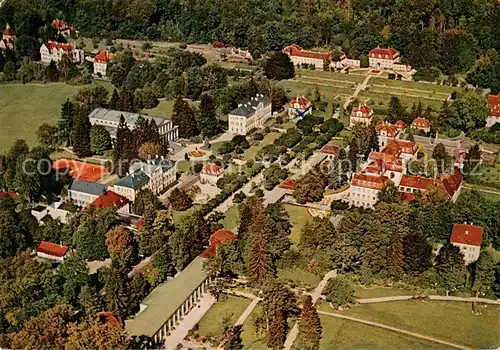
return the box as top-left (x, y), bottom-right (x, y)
top-left (283, 204), bottom-right (311, 246)
top-left (359, 91), bottom-right (444, 112)
top-left (318, 314), bottom-right (443, 349)
top-left (369, 77), bottom-right (458, 94)
top-left (241, 305), bottom-right (268, 350)
top-left (196, 294), bottom-right (250, 339)
top-left (171, 205), bottom-right (202, 224)
top-left (467, 164), bottom-right (500, 190)
top-left (0, 81), bottom-right (113, 152)
top-left (142, 99), bottom-right (175, 118)
top-left (296, 69), bottom-right (366, 84)
top-left (280, 80), bottom-right (353, 105)
top-left (277, 267), bottom-right (321, 289)
top-left (243, 132), bottom-right (280, 160)
top-left (460, 187), bottom-right (500, 202)
top-left (337, 300), bottom-right (500, 349)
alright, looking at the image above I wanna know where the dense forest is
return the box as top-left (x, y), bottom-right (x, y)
top-left (1, 0), bottom-right (499, 75)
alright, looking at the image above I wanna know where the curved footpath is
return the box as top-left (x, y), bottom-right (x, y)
top-left (357, 295), bottom-right (500, 305)
top-left (317, 309), bottom-right (473, 350)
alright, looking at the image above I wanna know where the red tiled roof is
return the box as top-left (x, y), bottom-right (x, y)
top-left (89, 191), bottom-right (129, 209)
top-left (400, 192), bottom-right (416, 202)
top-left (212, 40), bottom-right (224, 48)
top-left (97, 312), bottom-right (122, 327)
top-left (400, 175), bottom-right (436, 190)
top-left (202, 164), bottom-right (223, 176)
top-left (385, 139), bottom-right (417, 156)
top-left (411, 117), bottom-right (430, 129)
top-left (200, 229), bottom-right (236, 258)
top-left (290, 95), bottom-right (312, 110)
top-left (0, 191), bottom-right (17, 200)
top-left (94, 50), bottom-right (111, 63)
top-left (450, 224), bottom-right (484, 246)
top-left (368, 152), bottom-right (403, 172)
top-left (284, 44), bottom-right (332, 61)
top-left (488, 95), bottom-right (500, 118)
top-left (369, 47), bottom-right (399, 60)
top-left (394, 120), bottom-right (407, 129)
top-left (376, 123), bottom-right (398, 138)
top-left (37, 241), bottom-right (69, 257)
top-left (438, 170), bottom-right (463, 198)
top-left (279, 178), bottom-right (297, 191)
top-left (51, 19), bottom-right (74, 31)
top-left (45, 41), bottom-right (75, 53)
top-left (352, 173), bottom-right (389, 190)
top-left (352, 104), bottom-right (373, 118)
top-left (320, 144), bottom-right (339, 156)
top-left (3, 24), bottom-right (15, 36)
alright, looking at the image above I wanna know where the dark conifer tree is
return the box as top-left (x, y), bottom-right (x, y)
top-left (172, 97), bottom-right (199, 138)
top-left (198, 93), bottom-right (219, 138)
top-left (120, 90), bottom-right (135, 112)
top-left (58, 99), bottom-right (74, 145)
top-left (296, 295), bottom-right (322, 350)
top-left (72, 116), bottom-right (92, 158)
top-left (109, 89), bottom-right (120, 110)
top-left (114, 115), bottom-right (134, 177)
top-left (267, 310), bottom-right (286, 350)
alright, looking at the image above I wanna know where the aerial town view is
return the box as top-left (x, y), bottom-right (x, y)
top-left (0, 0), bottom-right (499, 349)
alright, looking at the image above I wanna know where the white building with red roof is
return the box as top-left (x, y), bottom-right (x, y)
top-left (40, 41), bottom-right (84, 64)
top-left (350, 104), bottom-right (374, 127)
top-left (0, 23), bottom-right (16, 51)
top-left (376, 122), bottom-right (399, 149)
top-left (200, 164), bottom-right (224, 185)
top-left (51, 19), bottom-right (74, 40)
top-left (36, 241), bottom-right (69, 262)
top-left (349, 173), bottom-right (389, 209)
top-left (88, 190), bottom-right (130, 214)
top-left (320, 144), bottom-right (339, 160)
top-left (486, 95), bottom-right (500, 127)
top-left (369, 47), bottom-right (401, 69)
top-left (411, 117), bottom-right (431, 133)
top-left (394, 120), bottom-right (407, 131)
top-left (288, 95), bottom-right (312, 120)
top-left (93, 50), bottom-right (112, 77)
top-left (450, 223), bottom-right (484, 264)
top-left (283, 44), bottom-right (360, 70)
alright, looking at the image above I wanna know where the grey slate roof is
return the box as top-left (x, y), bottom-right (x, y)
top-left (114, 169), bottom-right (150, 189)
top-left (229, 94), bottom-right (271, 117)
top-left (88, 108), bottom-right (172, 128)
top-left (70, 180), bottom-right (106, 196)
top-left (129, 158), bottom-right (175, 177)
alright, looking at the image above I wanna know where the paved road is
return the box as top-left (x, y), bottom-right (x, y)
top-left (235, 297), bottom-right (261, 326)
top-left (283, 270), bottom-right (337, 349)
top-left (317, 309), bottom-right (472, 350)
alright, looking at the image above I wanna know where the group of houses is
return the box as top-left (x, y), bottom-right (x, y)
top-left (283, 44), bottom-right (413, 73)
top-left (0, 21), bottom-right (112, 77)
top-left (346, 106), bottom-right (463, 210)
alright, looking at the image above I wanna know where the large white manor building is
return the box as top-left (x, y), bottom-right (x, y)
top-left (40, 41), bottom-right (84, 64)
top-left (228, 94), bottom-right (272, 135)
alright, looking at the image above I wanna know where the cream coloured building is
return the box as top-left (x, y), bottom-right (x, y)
top-left (450, 223), bottom-right (483, 265)
top-left (40, 41), bottom-right (84, 64)
top-left (228, 94), bottom-right (272, 135)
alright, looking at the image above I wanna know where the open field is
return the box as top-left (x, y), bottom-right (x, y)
top-left (283, 204), bottom-right (311, 246)
top-left (461, 187), bottom-right (500, 202)
top-left (142, 99), bottom-right (175, 119)
top-left (197, 295), bottom-right (250, 339)
top-left (370, 77), bottom-right (458, 94)
top-left (280, 80), bottom-right (353, 105)
top-left (359, 90), bottom-right (444, 112)
top-left (0, 82), bottom-right (112, 153)
top-left (336, 301), bottom-right (500, 349)
top-left (466, 164), bottom-right (500, 190)
top-left (354, 286), bottom-right (420, 299)
top-left (243, 132), bottom-right (280, 160)
top-left (318, 314), bottom-right (442, 349)
top-left (296, 69), bottom-right (366, 84)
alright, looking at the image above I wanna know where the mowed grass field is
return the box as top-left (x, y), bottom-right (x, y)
top-left (335, 301), bottom-right (500, 349)
top-left (0, 82), bottom-right (112, 153)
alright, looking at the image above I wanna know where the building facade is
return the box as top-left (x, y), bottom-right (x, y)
top-left (411, 117), bottom-right (431, 133)
top-left (349, 104), bottom-right (374, 127)
top-left (69, 180), bottom-right (106, 206)
top-left (36, 241), bottom-right (69, 262)
top-left (129, 158), bottom-right (177, 196)
top-left (200, 164), bottom-right (224, 185)
top-left (450, 223), bottom-right (484, 265)
top-left (376, 123), bottom-right (399, 149)
top-left (284, 44), bottom-right (360, 70)
top-left (93, 50), bottom-right (112, 77)
top-left (288, 95), bottom-right (312, 121)
top-left (0, 23), bottom-right (16, 51)
top-left (228, 94), bottom-right (272, 135)
top-left (51, 19), bottom-right (74, 40)
top-left (368, 47), bottom-right (400, 69)
top-left (40, 41), bottom-right (84, 64)
top-left (112, 170), bottom-right (150, 202)
top-left (88, 108), bottom-right (179, 143)
top-left (486, 95), bottom-right (500, 127)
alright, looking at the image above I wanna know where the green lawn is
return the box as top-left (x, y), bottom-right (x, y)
top-left (277, 267), bottom-right (321, 289)
top-left (242, 305), bottom-right (267, 350)
top-left (359, 91), bottom-right (444, 112)
top-left (370, 77), bottom-right (458, 94)
top-left (171, 204), bottom-right (201, 224)
top-left (222, 204), bottom-right (240, 230)
top-left (142, 99), bottom-right (175, 119)
top-left (318, 314), bottom-right (442, 349)
top-left (461, 187), bottom-right (500, 202)
top-left (197, 295), bottom-right (250, 339)
top-left (176, 160), bottom-right (191, 173)
top-left (467, 164), bottom-right (500, 190)
top-left (243, 132), bottom-right (280, 160)
top-left (280, 80), bottom-right (353, 104)
top-left (296, 69), bottom-right (366, 83)
top-left (339, 301), bottom-right (500, 349)
top-left (0, 81), bottom-right (112, 152)
top-left (283, 204), bottom-right (311, 246)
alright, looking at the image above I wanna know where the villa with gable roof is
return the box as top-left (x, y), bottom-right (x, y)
top-left (40, 41), bottom-right (84, 64)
